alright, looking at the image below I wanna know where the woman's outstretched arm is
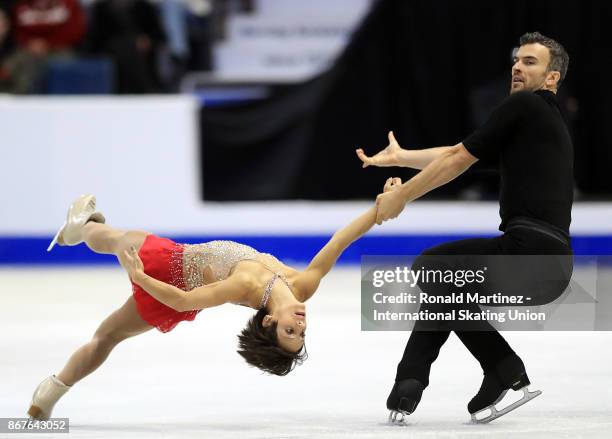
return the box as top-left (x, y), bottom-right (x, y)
top-left (292, 207), bottom-right (376, 301)
top-left (292, 178), bottom-right (401, 301)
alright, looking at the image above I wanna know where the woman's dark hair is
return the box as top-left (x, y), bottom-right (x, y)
top-left (237, 308), bottom-right (308, 376)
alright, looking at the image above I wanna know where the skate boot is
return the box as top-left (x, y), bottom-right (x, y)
top-left (48, 194), bottom-right (106, 251)
top-left (386, 378), bottom-right (425, 424)
top-left (27, 376), bottom-right (71, 420)
top-left (468, 354), bottom-right (541, 423)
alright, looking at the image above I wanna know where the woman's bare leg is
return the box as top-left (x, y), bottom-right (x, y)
top-left (56, 296), bottom-right (153, 386)
top-left (29, 223), bottom-right (157, 420)
top-left (81, 222), bottom-right (149, 256)
top-left (56, 222), bottom-right (157, 385)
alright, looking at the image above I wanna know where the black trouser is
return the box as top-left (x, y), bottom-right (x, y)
top-left (395, 225), bottom-right (573, 386)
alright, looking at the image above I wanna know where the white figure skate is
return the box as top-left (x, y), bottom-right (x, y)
top-left (27, 376), bottom-right (71, 420)
top-left (48, 194), bottom-right (105, 251)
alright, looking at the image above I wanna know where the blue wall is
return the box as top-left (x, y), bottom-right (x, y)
top-left (2, 235), bottom-right (611, 265)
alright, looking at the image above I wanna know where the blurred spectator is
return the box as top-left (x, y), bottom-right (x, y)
top-left (0, 0), bottom-right (86, 93)
top-left (157, 0), bottom-right (190, 90)
top-left (86, 0), bottom-right (166, 94)
top-left (0, 5), bottom-right (13, 62)
top-left (0, 7), bottom-right (11, 90)
top-left (182, 0), bottom-right (213, 71)
top-left (160, 0), bottom-right (188, 62)
top-left (210, 0), bottom-right (253, 41)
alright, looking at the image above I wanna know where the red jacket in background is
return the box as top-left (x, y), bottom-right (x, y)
top-left (13, 0), bottom-right (85, 50)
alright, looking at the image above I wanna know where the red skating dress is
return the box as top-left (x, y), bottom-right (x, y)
top-left (131, 234), bottom-right (275, 333)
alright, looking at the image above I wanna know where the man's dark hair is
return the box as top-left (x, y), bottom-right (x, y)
top-left (237, 308), bottom-right (308, 376)
top-left (519, 32), bottom-right (569, 88)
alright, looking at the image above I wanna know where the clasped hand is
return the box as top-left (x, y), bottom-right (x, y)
top-left (356, 131), bottom-right (407, 225)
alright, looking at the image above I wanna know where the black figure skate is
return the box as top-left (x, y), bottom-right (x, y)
top-left (386, 378), bottom-right (425, 424)
top-left (469, 354), bottom-right (541, 423)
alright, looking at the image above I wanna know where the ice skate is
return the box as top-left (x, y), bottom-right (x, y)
top-left (48, 194), bottom-right (105, 251)
top-left (27, 376), bottom-right (71, 420)
top-left (469, 355), bottom-right (541, 423)
top-left (386, 378), bottom-right (425, 425)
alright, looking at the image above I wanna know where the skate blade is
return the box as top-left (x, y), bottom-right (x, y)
top-left (471, 386), bottom-right (542, 424)
top-left (388, 410), bottom-right (409, 425)
top-left (388, 396), bottom-right (418, 425)
top-left (47, 222), bottom-right (66, 252)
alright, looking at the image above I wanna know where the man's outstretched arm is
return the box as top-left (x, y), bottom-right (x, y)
top-left (356, 131), bottom-right (454, 170)
top-left (374, 143), bottom-right (478, 224)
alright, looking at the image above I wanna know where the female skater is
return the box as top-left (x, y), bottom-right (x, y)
top-left (27, 184), bottom-right (397, 420)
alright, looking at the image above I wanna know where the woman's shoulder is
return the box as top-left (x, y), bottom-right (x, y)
top-left (286, 269), bottom-right (318, 302)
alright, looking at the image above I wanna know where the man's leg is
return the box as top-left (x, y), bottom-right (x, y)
top-left (430, 238), bottom-right (534, 421)
top-left (454, 331), bottom-right (515, 373)
top-left (392, 242), bottom-right (480, 384)
top-left (394, 318), bottom-right (516, 381)
top-left (395, 330), bottom-right (450, 385)
top-left (387, 237), bottom-right (516, 418)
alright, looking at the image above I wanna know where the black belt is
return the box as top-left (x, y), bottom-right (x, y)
top-left (504, 217), bottom-right (571, 246)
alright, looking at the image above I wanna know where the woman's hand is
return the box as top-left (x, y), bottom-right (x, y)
top-left (123, 246), bottom-right (145, 283)
top-left (375, 188), bottom-right (407, 225)
top-left (356, 131), bottom-right (404, 168)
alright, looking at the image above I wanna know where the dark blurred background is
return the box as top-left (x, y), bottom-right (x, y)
top-left (201, 0), bottom-right (611, 201)
top-left (1, 0), bottom-right (610, 201)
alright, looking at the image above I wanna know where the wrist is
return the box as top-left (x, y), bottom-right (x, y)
top-left (133, 270), bottom-right (147, 284)
top-left (396, 182), bottom-right (410, 200)
top-left (394, 148), bottom-right (410, 166)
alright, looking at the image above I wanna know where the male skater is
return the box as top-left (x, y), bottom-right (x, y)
top-left (357, 32), bottom-right (572, 423)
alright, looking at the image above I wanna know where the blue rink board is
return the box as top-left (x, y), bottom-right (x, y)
top-left (1, 235), bottom-right (611, 265)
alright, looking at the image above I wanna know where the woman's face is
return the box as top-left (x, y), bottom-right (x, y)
top-left (275, 305), bottom-right (306, 353)
top-left (263, 302), bottom-right (307, 353)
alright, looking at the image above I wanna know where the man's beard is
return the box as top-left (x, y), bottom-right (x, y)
top-left (510, 77), bottom-right (548, 94)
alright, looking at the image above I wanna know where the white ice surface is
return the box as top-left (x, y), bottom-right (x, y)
top-left (1, 267), bottom-right (611, 438)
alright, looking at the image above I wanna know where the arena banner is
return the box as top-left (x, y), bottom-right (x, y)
top-left (214, 0), bottom-right (371, 80)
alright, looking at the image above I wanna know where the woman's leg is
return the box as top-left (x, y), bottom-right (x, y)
top-left (29, 297), bottom-right (153, 419)
top-left (53, 222), bottom-right (153, 387)
top-left (56, 296), bottom-right (153, 386)
top-left (81, 221), bottom-right (158, 273)
top-left (81, 222), bottom-right (149, 256)
top-left (29, 222), bottom-right (159, 419)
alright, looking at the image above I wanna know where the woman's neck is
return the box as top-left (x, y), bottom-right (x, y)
top-left (266, 283), bottom-right (301, 313)
top-left (233, 260), bottom-right (300, 309)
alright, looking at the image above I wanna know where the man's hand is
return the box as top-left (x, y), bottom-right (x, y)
top-left (356, 131), bottom-right (403, 168)
top-left (383, 177), bottom-right (403, 193)
top-left (375, 185), bottom-right (407, 225)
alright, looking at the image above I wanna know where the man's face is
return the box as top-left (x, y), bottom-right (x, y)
top-left (510, 43), bottom-right (556, 94)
